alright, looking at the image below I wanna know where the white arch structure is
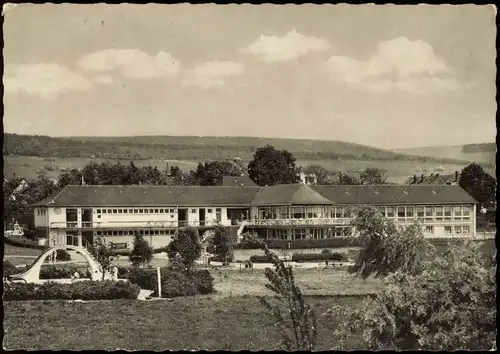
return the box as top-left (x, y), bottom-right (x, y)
top-left (8, 245), bottom-right (105, 284)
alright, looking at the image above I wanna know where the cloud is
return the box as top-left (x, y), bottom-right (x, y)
top-left (93, 75), bottom-right (113, 84)
top-left (4, 63), bottom-right (92, 97)
top-left (325, 37), bottom-right (457, 92)
top-left (182, 61), bottom-right (245, 89)
top-left (78, 49), bottom-right (180, 79)
top-left (241, 29), bottom-right (331, 62)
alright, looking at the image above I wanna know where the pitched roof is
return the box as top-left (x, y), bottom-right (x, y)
top-left (32, 185), bottom-right (262, 207)
top-left (32, 184), bottom-right (477, 207)
top-left (313, 185), bottom-right (476, 205)
top-left (221, 175), bottom-right (257, 187)
top-left (251, 184), bottom-right (333, 205)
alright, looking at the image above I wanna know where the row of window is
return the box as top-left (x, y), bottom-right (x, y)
top-left (97, 208), bottom-right (176, 215)
top-left (423, 225), bottom-right (471, 235)
top-left (261, 227), bottom-right (350, 240)
top-left (36, 209), bottom-right (47, 216)
top-left (96, 229), bottom-right (176, 236)
top-left (257, 205), bottom-right (472, 221)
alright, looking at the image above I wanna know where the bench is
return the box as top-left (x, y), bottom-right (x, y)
top-left (110, 242), bottom-right (128, 250)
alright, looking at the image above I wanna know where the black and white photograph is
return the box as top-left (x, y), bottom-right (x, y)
top-left (2, 3), bottom-right (496, 351)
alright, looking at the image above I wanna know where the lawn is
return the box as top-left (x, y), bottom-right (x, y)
top-left (4, 244), bottom-right (43, 257)
top-left (3, 295), bottom-right (366, 351)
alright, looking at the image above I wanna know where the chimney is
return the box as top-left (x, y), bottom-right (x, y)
top-left (420, 174), bottom-right (424, 183)
top-left (413, 175), bottom-right (417, 184)
top-left (339, 172), bottom-right (343, 184)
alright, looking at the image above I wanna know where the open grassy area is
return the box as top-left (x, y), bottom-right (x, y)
top-left (3, 295), bottom-right (366, 351)
top-left (4, 244), bottom-right (43, 257)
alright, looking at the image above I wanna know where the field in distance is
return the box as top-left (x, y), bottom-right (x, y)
top-left (4, 155), bottom-right (473, 184)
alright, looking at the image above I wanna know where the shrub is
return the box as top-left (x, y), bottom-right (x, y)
top-left (249, 254), bottom-right (273, 263)
top-left (327, 243), bottom-right (496, 351)
top-left (166, 228), bottom-right (202, 270)
top-left (126, 268), bottom-right (214, 298)
top-left (129, 232), bottom-right (154, 268)
top-left (4, 235), bottom-right (46, 250)
top-left (235, 237), bottom-right (359, 250)
top-left (3, 281), bottom-right (140, 301)
top-left (187, 269), bottom-right (214, 295)
top-left (39, 266), bottom-right (92, 279)
top-left (321, 248), bottom-right (332, 255)
top-left (56, 249), bottom-right (71, 262)
top-left (3, 260), bottom-right (21, 277)
top-left (291, 252), bottom-right (345, 263)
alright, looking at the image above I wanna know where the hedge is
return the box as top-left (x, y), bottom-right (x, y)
top-left (3, 260), bottom-right (21, 277)
top-left (125, 268), bottom-right (214, 298)
top-left (235, 237), bottom-right (360, 250)
top-left (3, 281), bottom-right (140, 301)
top-left (39, 265), bottom-right (92, 279)
top-left (4, 235), bottom-right (47, 250)
top-left (249, 252), bottom-right (346, 263)
top-left (291, 252), bottom-right (346, 263)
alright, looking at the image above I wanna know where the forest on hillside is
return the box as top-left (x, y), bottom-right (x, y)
top-left (3, 133), bottom-right (476, 165)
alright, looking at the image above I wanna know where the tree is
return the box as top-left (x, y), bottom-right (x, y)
top-left (338, 172), bottom-right (361, 185)
top-left (248, 145), bottom-right (298, 186)
top-left (208, 225), bottom-right (234, 264)
top-left (328, 242), bottom-right (496, 350)
top-left (88, 237), bottom-right (116, 280)
top-left (348, 206), bottom-right (435, 279)
top-left (57, 168), bottom-right (83, 188)
top-left (303, 164), bottom-right (330, 185)
top-left (166, 228), bottom-right (202, 271)
top-left (459, 163), bottom-right (496, 206)
top-left (360, 167), bottom-right (387, 184)
top-left (129, 232), bottom-right (154, 268)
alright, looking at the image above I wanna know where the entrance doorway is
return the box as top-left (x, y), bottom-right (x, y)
top-left (178, 209), bottom-right (188, 227)
top-left (199, 209), bottom-right (206, 226)
top-left (82, 231), bottom-right (93, 247)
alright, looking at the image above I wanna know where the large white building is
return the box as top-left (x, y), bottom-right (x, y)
top-left (32, 184), bottom-right (478, 250)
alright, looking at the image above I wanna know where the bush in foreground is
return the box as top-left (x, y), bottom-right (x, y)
top-left (235, 237), bottom-right (360, 250)
top-left (327, 243), bottom-right (496, 351)
top-left (39, 266), bottom-right (92, 279)
top-left (4, 281), bottom-right (140, 301)
top-left (3, 260), bottom-right (21, 277)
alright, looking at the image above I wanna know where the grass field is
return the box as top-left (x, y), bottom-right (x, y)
top-left (3, 296), bottom-right (366, 351)
top-left (4, 154), bottom-right (473, 183)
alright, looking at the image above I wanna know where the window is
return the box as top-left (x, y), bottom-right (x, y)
top-left (406, 206), bottom-right (414, 218)
top-left (139, 230), bottom-right (144, 235)
top-left (159, 208), bottom-right (164, 213)
top-left (424, 206), bottom-right (434, 220)
top-left (444, 226), bottom-right (452, 235)
top-left (308, 207), bottom-right (324, 218)
top-left (145, 230), bottom-right (150, 235)
top-left (96, 231), bottom-right (102, 236)
top-left (149, 209), bottom-right (154, 213)
top-left (112, 209), bottom-right (117, 214)
top-left (435, 206), bottom-right (444, 220)
top-left (424, 226), bottom-right (434, 235)
top-left (154, 230), bottom-right (159, 235)
top-left (207, 208), bottom-right (213, 213)
top-left (118, 230), bottom-right (123, 236)
top-left (107, 209), bottom-right (112, 213)
top-left (377, 207), bottom-right (386, 216)
top-left (133, 209), bottom-right (138, 214)
top-left (191, 209), bottom-right (197, 213)
top-left (454, 226), bottom-right (462, 234)
top-left (97, 209), bottom-right (101, 214)
top-left (386, 207), bottom-right (395, 218)
top-left (417, 206), bottom-right (425, 219)
top-left (453, 206), bottom-right (462, 219)
top-left (139, 209), bottom-right (144, 213)
top-left (462, 206), bottom-right (470, 220)
top-left (397, 206), bottom-right (406, 220)
top-left (462, 226), bottom-right (470, 234)
top-left (444, 206), bottom-right (452, 220)
top-left (333, 207), bottom-right (343, 218)
top-left (113, 231), bottom-right (118, 236)
top-left (102, 209), bottom-right (107, 214)
top-left (154, 209), bottom-right (159, 213)
top-left (118, 209), bottom-right (123, 214)
top-left (290, 206), bottom-right (306, 219)
top-left (292, 229), bottom-right (306, 240)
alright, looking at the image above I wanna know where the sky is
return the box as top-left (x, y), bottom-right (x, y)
top-left (2, 4), bottom-right (497, 149)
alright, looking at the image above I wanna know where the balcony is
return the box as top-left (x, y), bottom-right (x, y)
top-left (49, 220), bottom-right (226, 229)
top-left (245, 218), bottom-right (350, 227)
